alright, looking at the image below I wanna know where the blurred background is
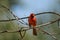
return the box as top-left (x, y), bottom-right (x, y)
top-left (0, 0), bottom-right (60, 40)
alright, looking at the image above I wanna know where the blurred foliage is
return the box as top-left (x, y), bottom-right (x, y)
top-left (0, 0), bottom-right (60, 40)
top-left (9, 0), bottom-right (25, 7)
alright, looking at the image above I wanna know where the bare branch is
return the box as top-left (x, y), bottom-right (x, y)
top-left (0, 12), bottom-right (60, 22)
top-left (0, 19), bottom-right (59, 40)
top-left (0, 4), bottom-right (59, 40)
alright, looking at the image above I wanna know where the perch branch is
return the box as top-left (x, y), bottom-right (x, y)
top-left (0, 18), bottom-right (60, 33)
top-left (0, 18), bottom-right (59, 39)
top-left (0, 4), bottom-right (59, 40)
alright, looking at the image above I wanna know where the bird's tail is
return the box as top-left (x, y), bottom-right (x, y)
top-left (33, 28), bottom-right (37, 36)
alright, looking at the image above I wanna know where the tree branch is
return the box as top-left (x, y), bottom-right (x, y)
top-left (0, 12), bottom-right (60, 22)
top-left (0, 18), bottom-right (59, 39)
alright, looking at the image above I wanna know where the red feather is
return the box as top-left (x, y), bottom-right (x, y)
top-left (28, 13), bottom-right (37, 36)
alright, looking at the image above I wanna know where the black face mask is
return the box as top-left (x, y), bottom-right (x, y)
top-left (31, 16), bottom-right (34, 18)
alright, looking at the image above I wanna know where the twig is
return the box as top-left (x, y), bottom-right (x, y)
top-left (40, 27), bottom-right (57, 40)
top-left (0, 18), bottom-right (59, 34)
top-left (0, 12), bottom-right (60, 22)
top-left (19, 18), bottom-right (60, 30)
top-left (0, 4), bottom-right (28, 25)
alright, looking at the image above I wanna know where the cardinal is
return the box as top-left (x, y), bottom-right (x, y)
top-left (28, 13), bottom-right (37, 36)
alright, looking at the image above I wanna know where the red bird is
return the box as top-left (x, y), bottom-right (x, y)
top-left (28, 13), bottom-right (37, 36)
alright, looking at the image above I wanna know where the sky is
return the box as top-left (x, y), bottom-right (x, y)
top-left (11, 0), bottom-right (60, 25)
top-left (11, 0), bottom-right (60, 17)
